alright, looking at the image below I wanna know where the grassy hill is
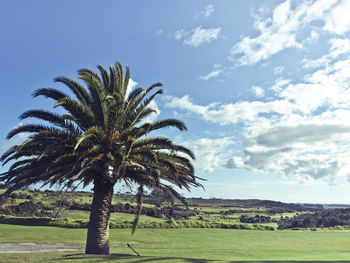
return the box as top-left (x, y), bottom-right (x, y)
top-left (0, 188), bottom-right (318, 231)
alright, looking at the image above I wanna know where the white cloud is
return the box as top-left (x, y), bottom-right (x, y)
top-left (168, 0), bottom-right (350, 184)
top-left (194, 4), bottom-right (215, 19)
top-left (200, 70), bottom-right (222, 81)
top-left (230, 0), bottom-right (301, 65)
top-left (183, 26), bottom-right (221, 48)
top-left (270, 78), bottom-right (291, 93)
top-left (323, 0), bottom-right (350, 35)
top-left (200, 64), bottom-right (223, 80)
top-left (303, 29), bottom-right (320, 44)
top-left (175, 26), bottom-right (221, 48)
top-left (229, 0), bottom-right (339, 66)
top-left (273, 66), bottom-right (284, 75)
top-left (175, 136), bottom-right (235, 172)
top-left (328, 38), bottom-right (350, 57)
top-left (251, 86), bottom-right (265, 98)
top-left (126, 78), bottom-right (138, 99)
top-left (174, 29), bottom-right (188, 40)
top-left (255, 124), bottom-right (350, 148)
top-left (165, 95), bottom-right (295, 125)
top-left (228, 121), bottom-right (350, 183)
top-left (165, 38), bottom-right (350, 183)
top-left (203, 5), bottom-right (214, 17)
top-left (167, 51), bottom-right (350, 125)
top-left (143, 100), bottom-right (161, 123)
top-left (233, 54), bottom-right (350, 182)
top-left (302, 38), bottom-right (350, 69)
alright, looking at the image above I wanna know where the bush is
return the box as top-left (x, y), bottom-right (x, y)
top-left (0, 213), bottom-right (275, 230)
top-left (240, 215), bottom-right (273, 223)
top-left (0, 201), bottom-right (51, 217)
top-left (278, 208), bottom-right (350, 229)
top-left (0, 214), bottom-right (88, 228)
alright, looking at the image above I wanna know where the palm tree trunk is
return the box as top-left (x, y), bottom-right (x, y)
top-left (85, 179), bottom-right (114, 254)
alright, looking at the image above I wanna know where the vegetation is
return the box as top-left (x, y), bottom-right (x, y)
top-left (240, 214), bottom-right (275, 224)
top-left (0, 61), bottom-right (202, 254)
top-left (2, 190), bottom-right (350, 260)
top-left (278, 208), bottom-right (350, 229)
top-left (2, 224), bottom-right (350, 261)
top-left (0, 188), bottom-right (322, 232)
top-left (7, 188), bottom-right (350, 234)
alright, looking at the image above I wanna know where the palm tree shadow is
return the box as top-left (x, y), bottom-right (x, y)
top-left (59, 253), bottom-right (219, 262)
top-left (58, 256), bottom-right (338, 263)
top-left (129, 257), bottom-right (216, 262)
top-left (56, 253), bottom-right (136, 262)
top-left (56, 255), bottom-right (330, 263)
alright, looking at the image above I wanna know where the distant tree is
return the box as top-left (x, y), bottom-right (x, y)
top-left (0, 61), bottom-right (202, 254)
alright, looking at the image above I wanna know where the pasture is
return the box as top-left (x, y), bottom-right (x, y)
top-left (1, 224), bottom-right (350, 262)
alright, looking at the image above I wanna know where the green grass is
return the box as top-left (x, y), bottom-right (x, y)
top-left (1, 224), bottom-right (350, 262)
top-left (3, 190), bottom-right (350, 261)
top-left (0, 253), bottom-right (216, 263)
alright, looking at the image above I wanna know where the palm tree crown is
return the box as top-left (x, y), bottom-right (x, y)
top-left (0, 61), bottom-right (202, 254)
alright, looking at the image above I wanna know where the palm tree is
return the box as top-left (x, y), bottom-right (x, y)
top-left (0, 61), bottom-right (202, 255)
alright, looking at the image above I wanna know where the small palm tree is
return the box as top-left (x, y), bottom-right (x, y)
top-left (0, 61), bottom-right (202, 254)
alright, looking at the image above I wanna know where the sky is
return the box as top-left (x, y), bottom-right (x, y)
top-left (1, 0), bottom-right (350, 203)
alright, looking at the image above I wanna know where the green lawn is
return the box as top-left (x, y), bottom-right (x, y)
top-left (1, 224), bottom-right (350, 262)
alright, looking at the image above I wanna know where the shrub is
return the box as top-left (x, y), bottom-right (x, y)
top-left (278, 208), bottom-right (350, 229)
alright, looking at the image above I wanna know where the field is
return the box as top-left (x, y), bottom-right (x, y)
top-left (1, 189), bottom-right (350, 261)
top-left (2, 224), bottom-right (350, 262)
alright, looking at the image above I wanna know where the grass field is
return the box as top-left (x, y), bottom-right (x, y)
top-left (2, 189), bottom-right (350, 261)
top-left (1, 224), bottom-right (350, 262)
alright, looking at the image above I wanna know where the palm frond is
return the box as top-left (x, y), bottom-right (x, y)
top-left (54, 97), bottom-right (96, 130)
top-left (97, 65), bottom-right (110, 92)
top-left (78, 69), bottom-right (105, 125)
top-left (33, 88), bottom-right (67, 101)
top-left (54, 76), bottom-right (91, 105)
top-left (123, 66), bottom-right (130, 99)
top-left (0, 145), bottom-right (18, 162)
top-left (173, 145), bottom-right (196, 160)
top-left (74, 126), bottom-right (107, 150)
top-left (7, 124), bottom-right (52, 139)
top-left (133, 137), bottom-right (175, 151)
top-left (115, 62), bottom-right (124, 97)
top-left (19, 110), bottom-right (80, 134)
top-left (109, 66), bottom-right (116, 93)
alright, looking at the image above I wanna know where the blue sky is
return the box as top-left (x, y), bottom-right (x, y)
top-left (2, 0), bottom-right (350, 203)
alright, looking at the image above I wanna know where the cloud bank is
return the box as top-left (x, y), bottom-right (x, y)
top-left (166, 23), bottom-right (350, 183)
top-left (229, 0), bottom-right (350, 66)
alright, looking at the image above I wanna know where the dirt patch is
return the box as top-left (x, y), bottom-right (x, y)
top-left (0, 243), bottom-right (84, 253)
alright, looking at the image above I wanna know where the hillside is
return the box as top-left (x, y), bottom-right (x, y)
top-left (0, 188), bottom-right (325, 231)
